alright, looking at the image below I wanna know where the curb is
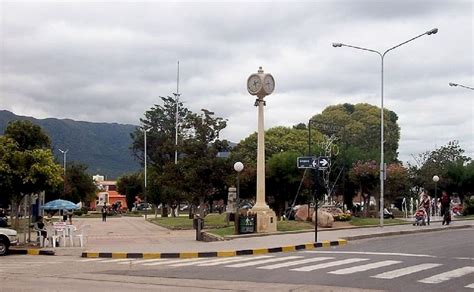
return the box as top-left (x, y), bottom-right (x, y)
top-left (9, 248), bottom-right (55, 256)
top-left (81, 239), bottom-right (347, 258)
top-left (342, 224), bottom-right (472, 241)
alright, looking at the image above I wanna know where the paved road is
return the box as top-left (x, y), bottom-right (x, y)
top-left (2, 228), bottom-right (473, 291)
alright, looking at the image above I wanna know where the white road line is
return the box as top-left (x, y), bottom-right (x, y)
top-left (305, 250), bottom-right (436, 258)
top-left (79, 258), bottom-right (104, 262)
top-left (99, 259), bottom-right (137, 263)
top-left (143, 258), bottom-right (205, 266)
top-left (257, 257), bottom-right (334, 270)
top-left (291, 258), bottom-right (369, 272)
top-left (225, 256), bottom-right (303, 268)
top-left (329, 260), bottom-right (402, 275)
top-left (465, 283), bottom-right (474, 289)
top-left (419, 266), bottom-right (474, 284)
top-left (372, 263), bottom-right (442, 279)
top-left (197, 256), bottom-right (273, 267)
top-left (118, 259), bottom-right (166, 265)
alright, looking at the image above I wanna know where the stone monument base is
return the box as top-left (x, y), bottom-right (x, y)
top-left (251, 207), bottom-right (277, 233)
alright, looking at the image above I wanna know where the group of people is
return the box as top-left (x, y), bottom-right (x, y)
top-left (414, 190), bottom-right (452, 226)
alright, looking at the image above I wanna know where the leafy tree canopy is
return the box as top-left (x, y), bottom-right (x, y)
top-left (4, 120), bottom-right (51, 151)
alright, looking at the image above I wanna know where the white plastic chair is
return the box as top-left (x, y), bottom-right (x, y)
top-left (74, 225), bottom-right (90, 247)
top-left (34, 229), bottom-right (48, 247)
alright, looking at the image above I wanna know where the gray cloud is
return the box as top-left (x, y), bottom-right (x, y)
top-left (0, 0), bottom-right (472, 163)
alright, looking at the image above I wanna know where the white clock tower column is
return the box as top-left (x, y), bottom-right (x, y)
top-left (246, 66), bottom-right (277, 233)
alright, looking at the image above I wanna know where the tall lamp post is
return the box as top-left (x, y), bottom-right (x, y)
top-left (174, 61), bottom-right (180, 165)
top-left (233, 162), bottom-right (244, 208)
top-left (58, 148), bottom-right (68, 198)
top-left (333, 27), bottom-right (438, 227)
top-left (143, 127), bottom-right (152, 220)
top-left (433, 175), bottom-right (439, 217)
top-left (449, 82), bottom-right (474, 91)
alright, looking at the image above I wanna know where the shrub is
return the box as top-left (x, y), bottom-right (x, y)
top-left (73, 210), bottom-right (83, 216)
top-left (462, 198), bottom-right (474, 216)
top-left (334, 213), bottom-right (352, 221)
top-left (81, 207), bottom-right (88, 215)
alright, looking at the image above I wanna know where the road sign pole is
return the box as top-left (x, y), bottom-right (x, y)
top-left (314, 169), bottom-right (318, 242)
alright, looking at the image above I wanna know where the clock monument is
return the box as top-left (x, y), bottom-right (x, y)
top-left (246, 67), bottom-right (277, 233)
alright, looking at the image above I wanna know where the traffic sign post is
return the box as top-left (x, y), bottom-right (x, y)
top-left (317, 156), bottom-right (330, 170)
top-left (297, 156), bottom-right (317, 169)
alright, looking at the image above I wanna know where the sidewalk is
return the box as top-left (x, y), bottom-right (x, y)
top-left (69, 216), bottom-right (474, 256)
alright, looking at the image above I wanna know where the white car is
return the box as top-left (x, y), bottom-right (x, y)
top-left (0, 227), bottom-right (18, 256)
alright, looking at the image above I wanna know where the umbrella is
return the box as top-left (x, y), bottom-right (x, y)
top-left (41, 199), bottom-right (80, 210)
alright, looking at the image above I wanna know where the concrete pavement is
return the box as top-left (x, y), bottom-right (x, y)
top-left (15, 215), bottom-right (474, 257)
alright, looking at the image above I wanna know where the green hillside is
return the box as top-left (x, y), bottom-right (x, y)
top-left (0, 110), bottom-right (140, 179)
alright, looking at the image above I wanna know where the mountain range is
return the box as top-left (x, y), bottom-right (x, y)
top-left (0, 110), bottom-right (140, 179)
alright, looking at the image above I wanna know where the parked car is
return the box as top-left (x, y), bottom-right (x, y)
top-left (0, 227), bottom-right (18, 256)
top-left (136, 203), bottom-right (152, 211)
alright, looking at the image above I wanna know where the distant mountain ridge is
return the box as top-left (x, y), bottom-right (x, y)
top-left (0, 110), bottom-right (140, 179)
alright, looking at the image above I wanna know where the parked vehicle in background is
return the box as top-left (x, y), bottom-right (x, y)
top-left (0, 227), bottom-right (18, 256)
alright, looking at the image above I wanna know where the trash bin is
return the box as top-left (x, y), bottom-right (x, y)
top-left (238, 214), bottom-right (256, 234)
top-left (193, 216), bottom-right (204, 241)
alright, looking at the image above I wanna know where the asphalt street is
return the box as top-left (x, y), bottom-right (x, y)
top-left (1, 228), bottom-right (473, 292)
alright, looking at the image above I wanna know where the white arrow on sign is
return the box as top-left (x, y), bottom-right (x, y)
top-left (319, 158), bottom-right (329, 167)
top-left (312, 160), bottom-right (318, 168)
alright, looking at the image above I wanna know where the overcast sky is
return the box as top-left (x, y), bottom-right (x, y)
top-left (0, 0), bottom-right (472, 164)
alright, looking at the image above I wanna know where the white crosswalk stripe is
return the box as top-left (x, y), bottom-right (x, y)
top-left (291, 258), bottom-right (369, 272)
top-left (372, 263), bottom-right (442, 279)
top-left (79, 258), bottom-right (103, 262)
top-left (418, 266), bottom-right (474, 284)
top-left (257, 257), bottom-right (334, 270)
top-left (329, 260), bottom-right (402, 275)
top-left (99, 259), bottom-right (137, 263)
top-left (118, 259), bottom-right (166, 265)
top-left (143, 258), bottom-right (205, 266)
top-left (197, 256), bottom-right (273, 266)
top-left (225, 256), bottom-right (303, 268)
top-left (466, 283), bottom-right (474, 289)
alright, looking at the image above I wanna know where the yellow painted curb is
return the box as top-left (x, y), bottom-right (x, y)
top-left (322, 240), bottom-right (331, 247)
top-left (112, 252), bottom-right (128, 259)
top-left (180, 252), bottom-right (198, 258)
top-left (282, 245), bottom-right (296, 252)
top-left (27, 249), bottom-right (40, 255)
top-left (217, 251), bottom-right (236, 257)
top-left (253, 248), bottom-right (268, 255)
top-left (143, 253), bottom-right (161, 259)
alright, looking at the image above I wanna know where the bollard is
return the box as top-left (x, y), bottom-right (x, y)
top-left (193, 215), bottom-right (204, 241)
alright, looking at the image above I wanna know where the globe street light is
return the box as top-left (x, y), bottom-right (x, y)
top-left (333, 28), bottom-right (438, 227)
top-left (433, 175), bottom-right (440, 216)
top-left (233, 162), bottom-right (244, 209)
top-left (143, 127), bottom-right (152, 220)
top-left (449, 82), bottom-right (474, 90)
top-left (58, 148), bottom-right (69, 198)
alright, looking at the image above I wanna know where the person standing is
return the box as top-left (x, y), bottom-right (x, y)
top-left (101, 204), bottom-right (107, 222)
top-left (440, 191), bottom-right (451, 225)
top-left (419, 191), bottom-right (431, 225)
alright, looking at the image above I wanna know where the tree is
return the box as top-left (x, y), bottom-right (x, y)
top-left (1, 122), bottom-right (63, 229)
top-left (267, 151), bottom-right (310, 216)
top-left (117, 173), bottom-right (143, 211)
top-left (130, 96), bottom-right (189, 170)
top-left (48, 163), bottom-right (97, 204)
top-left (409, 140), bottom-right (471, 196)
top-left (349, 160), bottom-right (379, 216)
top-left (311, 103), bottom-right (400, 163)
top-left (4, 120), bottom-right (51, 151)
top-left (384, 163), bottom-right (410, 204)
top-left (231, 126), bottom-right (321, 164)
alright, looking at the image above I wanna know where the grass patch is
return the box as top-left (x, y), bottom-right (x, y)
top-left (207, 226), bottom-right (235, 237)
top-left (277, 220), bottom-right (314, 231)
top-left (149, 213), bottom-right (231, 230)
top-left (350, 217), bottom-right (407, 226)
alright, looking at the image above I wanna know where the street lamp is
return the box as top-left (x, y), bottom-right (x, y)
top-left (449, 82), bottom-right (474, 90)
top-left (433, 175), bottom-right (439, 216)
top-left (174, 61), bottom-right (181, 165)
top-left (58, 148), bottom-right (68, 198)
top-left (333, 27), bottom-right (438, 227)
top-left (233, 162), bottom-right (244, 209)
top-left (143, 127), bottom-right (152, 220)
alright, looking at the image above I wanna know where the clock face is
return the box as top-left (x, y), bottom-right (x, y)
top-left (247, 74), bottom-right (262, 95)
top-left (263, 74), bottom-right (275, 95)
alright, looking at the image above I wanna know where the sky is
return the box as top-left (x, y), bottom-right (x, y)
top-left (0, 0), bottom-right (472, 164)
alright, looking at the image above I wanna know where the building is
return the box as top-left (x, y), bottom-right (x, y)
top-left (91, 175), bottom-right (128, 210)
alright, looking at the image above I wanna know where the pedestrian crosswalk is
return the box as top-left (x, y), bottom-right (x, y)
top-left (77, 254), bottom-right (474, 289)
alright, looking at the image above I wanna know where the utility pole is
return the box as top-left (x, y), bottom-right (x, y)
top-left (58, 148), bottom-right (68, 198)
top-left (173, 61), bottom-right (180, 165)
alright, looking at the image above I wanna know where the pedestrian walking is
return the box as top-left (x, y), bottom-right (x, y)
top-left (440, 191), bottom-right (451, 225)
top-left (101, 204), bottom-right (107, 222)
